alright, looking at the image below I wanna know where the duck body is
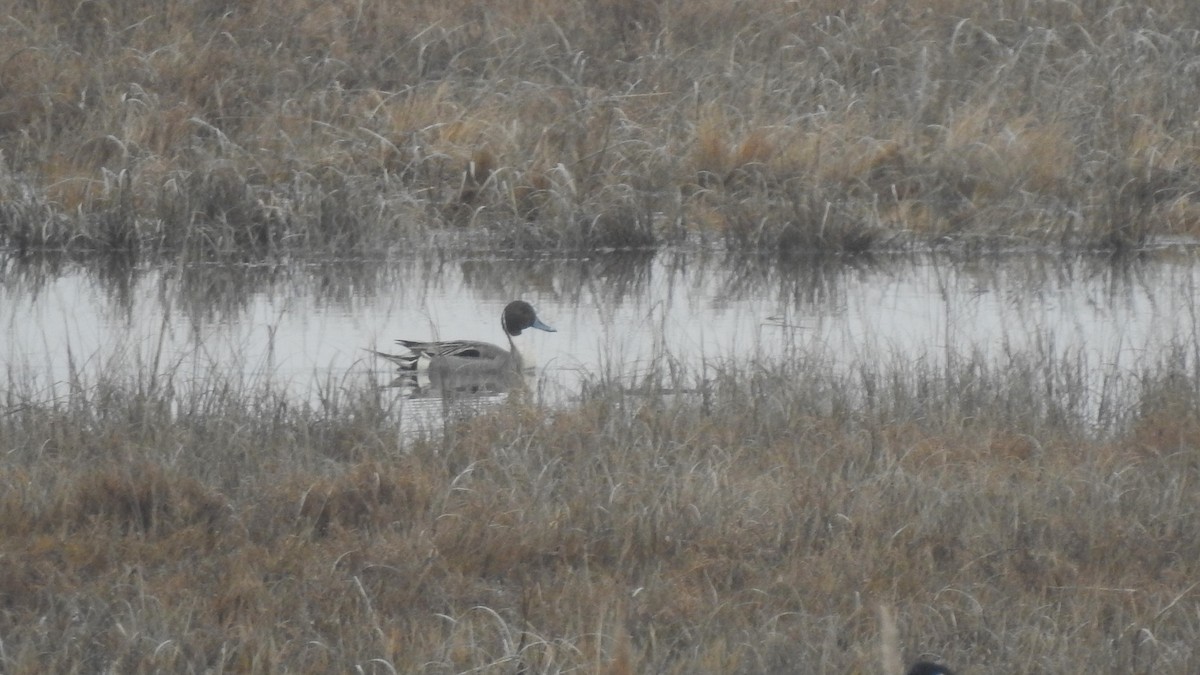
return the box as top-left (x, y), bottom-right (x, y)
top-left (385, 338), bottom-right (516, 371)
top-left (372, 300), bottom-right (556, 379)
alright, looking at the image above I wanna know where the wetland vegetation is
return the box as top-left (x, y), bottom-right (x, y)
top-left (3, 343), bottom-right (1200, 672)
top-left (3, 0), bottom-right (1200, 256)
top-left (5, 1), bottom-right (1200, 673)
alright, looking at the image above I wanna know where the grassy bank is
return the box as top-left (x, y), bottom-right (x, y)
top-left (2, 346), bottom-right (1199, 673)
top-left (3, 1), bottom-right (1200, 257)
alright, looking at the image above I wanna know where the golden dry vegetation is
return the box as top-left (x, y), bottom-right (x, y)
top-left (2, 349), bottom-right (1200, 672)
top-left (5, 1), bottom-right (1200, 673)
top-left (3, 0), bottom-right (1200, 255)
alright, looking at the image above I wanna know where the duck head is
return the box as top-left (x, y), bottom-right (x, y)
top-left (502, 300), bottom-right (556, 336)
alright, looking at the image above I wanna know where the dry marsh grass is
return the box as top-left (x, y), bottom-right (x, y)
top-left (4, 0), bottom-right (1200, 256)
top-left (2, 347), bottom-right (1200, 672)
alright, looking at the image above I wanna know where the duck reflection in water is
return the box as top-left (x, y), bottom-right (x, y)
top-left (370, 300), bottom-right (556, 398)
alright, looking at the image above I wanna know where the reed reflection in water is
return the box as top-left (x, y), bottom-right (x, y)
top-left (3, 250), bottom-right (1199, 430)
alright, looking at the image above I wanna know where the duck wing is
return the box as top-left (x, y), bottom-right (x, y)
top-left (396, 339), bottom-right (508, 361)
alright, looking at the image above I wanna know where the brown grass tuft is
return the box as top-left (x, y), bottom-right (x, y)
top-left (60, 462), bottom-right (228, 535)
top-left (292, 461), bottom-right (435, 536)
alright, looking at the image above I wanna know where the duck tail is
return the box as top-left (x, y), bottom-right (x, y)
top-left (366, 348), bottom-right (421, 371)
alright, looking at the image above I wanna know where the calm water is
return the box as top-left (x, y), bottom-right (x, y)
top-left (3, 250), bottom-right (1199, 424)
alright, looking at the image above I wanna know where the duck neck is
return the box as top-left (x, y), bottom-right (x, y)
top-left (503, 312), bottom-right (524, 369)
top-left (506, 332), bottom-right (522, 366)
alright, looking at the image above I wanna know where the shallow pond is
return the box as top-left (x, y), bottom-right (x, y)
top-left (3, 249), bottom-right (1199, 429)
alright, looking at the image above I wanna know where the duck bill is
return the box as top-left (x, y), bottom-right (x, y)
top-left (531, 317), bottom-right (556, 332)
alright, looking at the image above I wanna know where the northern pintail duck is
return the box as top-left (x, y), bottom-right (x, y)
top-left (372, 300), bottom-right (556, 377)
